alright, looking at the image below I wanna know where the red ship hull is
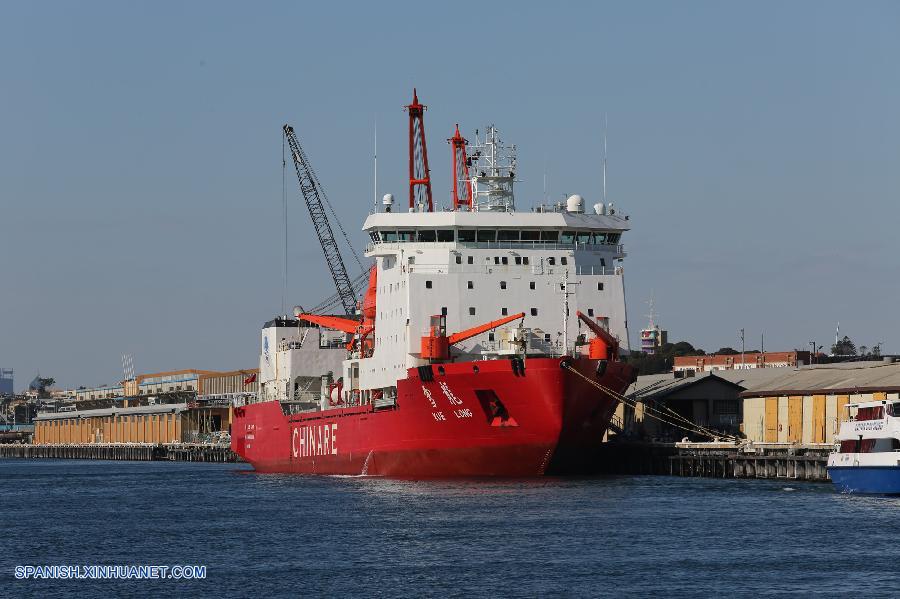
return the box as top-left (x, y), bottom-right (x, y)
top-left (231, 357), bottom-right (635, 477)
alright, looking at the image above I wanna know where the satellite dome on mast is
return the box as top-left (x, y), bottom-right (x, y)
top-left (566, 194), bottom-right (585, 213)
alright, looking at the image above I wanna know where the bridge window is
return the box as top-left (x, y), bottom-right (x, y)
top-left (498, 230), bottom-right (518, 241)
top-left (576, 231), bottom-right (592, 244)
top-left (458, 229), bottom-right (476, 242)
top-left (857, 406), bottom-right (884, 421)
top-left (436, 230), bottom-right (454, 242)
top-left (521, 230), bottom-right (540, 241)
top-left (560, 231), bottom-right (575, 244)
top-left (398, 230), bottom-right (414, 242)
top-left (608, 233), bottom-right (621, 244)
top-left (541, 231), bottom-right (559, 242)
top-left (477, 230), bottom-right (496, 242)
top-left (594, 232), bottom-right (607, 244)
top-left (383, 231), bottom-right (398, 242)
top-left (417, 230), bottom-right (436, 242)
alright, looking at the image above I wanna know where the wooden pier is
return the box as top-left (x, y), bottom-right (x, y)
top-left (0, 443), bottom-right (238, 462)
top-left (668, 453), bottom-right (828, 481)
top-left (596, 441), bottom-right (830, 482)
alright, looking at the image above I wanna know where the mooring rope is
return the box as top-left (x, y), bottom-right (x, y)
top-left (562, 363), bottom-right (740, 442)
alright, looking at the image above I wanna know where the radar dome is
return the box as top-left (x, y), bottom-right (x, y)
top-left (566, 194), bottom-right (585, 213)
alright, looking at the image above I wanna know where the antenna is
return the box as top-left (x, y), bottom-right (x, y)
top-left (543, 153), bottom-right (547, 203)
top-left (602, 113), bottom-right (608, 203)
top-left (281, 132), bottom-right (288, 315)
top-left (645, 294), bottom-right (657, 328)
top-left (373, 116), bottom-right (378, 213)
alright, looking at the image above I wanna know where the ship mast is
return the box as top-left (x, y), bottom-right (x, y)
top-left (404, 89), bottom-right (433, 212)
top-left (468, 125), bottom-right (517, 212)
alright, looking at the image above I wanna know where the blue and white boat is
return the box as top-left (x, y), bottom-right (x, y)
top-left (828, 399), bottom-right (900, 494)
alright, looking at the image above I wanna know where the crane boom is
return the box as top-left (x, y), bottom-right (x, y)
top-left (283, 125), bottom-right (358, 317)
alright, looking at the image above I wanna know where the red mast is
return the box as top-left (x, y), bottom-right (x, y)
top-left (448, 124), bottom-right (473, 211)
top-left (404, 89), bottom-right (433, 211)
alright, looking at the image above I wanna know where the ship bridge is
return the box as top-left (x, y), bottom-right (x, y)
top-left (354, 202), bottom-right (631, 395)
top-left (363, 210), bottom-right (628, 257)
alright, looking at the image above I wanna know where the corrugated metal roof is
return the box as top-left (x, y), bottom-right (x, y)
top-left (738, 361), bottom-right (900, 396)
top-left (626, 372), bottom-right (743, 402)
top-left (626, 362), bottom-right (900, 400)
top-left (36, 403), bottom-right (188, 421)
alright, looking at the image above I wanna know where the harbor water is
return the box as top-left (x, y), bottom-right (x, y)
top-left (1, 459), bottom-right (896, 597)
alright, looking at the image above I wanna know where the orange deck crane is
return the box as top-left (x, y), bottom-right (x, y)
top-left (576, 310), bottom-right (619, 360)
top-left (421, 312), bottom-right (526, 361)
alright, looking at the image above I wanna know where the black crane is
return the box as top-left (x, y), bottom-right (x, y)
top-left (283, 125), bottom-right (358, 317)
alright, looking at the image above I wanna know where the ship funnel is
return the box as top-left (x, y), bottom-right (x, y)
top-left (566, 194), bottom-right (585, 213)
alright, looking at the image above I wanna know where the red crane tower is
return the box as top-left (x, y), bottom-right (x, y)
top-left (448, 124), bottom-right (473, 211)
top-left (404, 89), bottom-right (433, 211)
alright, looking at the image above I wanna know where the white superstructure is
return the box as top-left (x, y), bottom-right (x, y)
top-left (829, 399), bottom-right (900, 469)
top-left (262, 125), bottom-right (632, 407)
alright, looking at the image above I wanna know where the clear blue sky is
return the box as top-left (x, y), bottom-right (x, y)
top-left (2, 1), bottom-right (898, 389)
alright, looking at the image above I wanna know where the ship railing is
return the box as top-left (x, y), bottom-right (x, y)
top-left (366, 241), bottom-right (625, 254)
top-left (405, 263), bottom-right (622, 276)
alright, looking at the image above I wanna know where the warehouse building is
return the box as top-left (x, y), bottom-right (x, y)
top-left (618, 372), bottom-right (748, 441)
top-left (33, 402), bottom-right (231, 445)
top-left (740, 360), bottom-right (900, 446)
top-left (674, 351), bottom-right (810, 373)
top-left (615, 360), bottom-right (900, 446)
top-left (75, 385), bottom-right (124, 402)
top-left (198, 369), bottom-right (259, 396)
